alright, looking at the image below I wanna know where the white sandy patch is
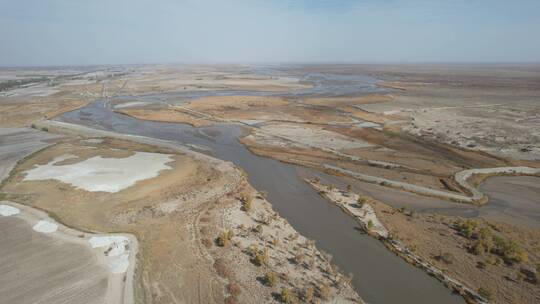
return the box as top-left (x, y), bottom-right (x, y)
top-left (257, 124), bottom-right (372, 150)
top-left (114, 101), bottom-right (154, 109)
top-left (0, 204), bottom-right (20, 216)
top-left (240, 119), bottom-right (264, 126)
top-left (308, 181), bottom-right (388, 239)
top-left (89, 236), bottom-right (131, 274)
top-left (32, 220), bottom-right (58, 233)
top-left (81, 138), bottom-right (104, 144)
top-left (23, 152), bottom-right (173, 193)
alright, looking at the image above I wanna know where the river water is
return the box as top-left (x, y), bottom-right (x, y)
top-left (58, 99), bottom-right (465, 304)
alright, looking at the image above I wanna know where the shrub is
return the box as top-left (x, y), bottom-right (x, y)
top-left (478, 287), bottom-right (492, 301)
top-left (492, 236), bottom-right (528, 264)
top-left (455, 219), bottom-right (478, 239)
top-left (202, 238), bottom-right (212, 248)
top-left (357, 197), bottom-right (366, 208)
top-left (280, 288), bottom-right (297, 304)
top-left (227, 282), bottom-right (241, 298)
top-left (346, 184), bottom-right (352, 192)
top-left (318, 283), bottom-right (330, 300)
top-left (471, 241), bottom-right (485, 255)
top-left (217, 230), bottom-right (233, 247)
top-left (213, 258), bottom-right (232, 279)
top-left (254, 224), bottom-right (263, 234)
top-left (264, 271), bottom-right (276, 287)
top-left (240, 194), bottom-right (252, 212)
top-left (440, 252), bottom-right (454, 264)
top-left (294, 252), bottom-right (304, 265)
top-left (254, 251), bottom-right (268, 266)
top-left (302, 287), bottom-right (314, 302)
top-left (367, 220), bottom-right (374, 230)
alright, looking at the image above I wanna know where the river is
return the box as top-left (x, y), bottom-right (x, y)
top-left (58, 100), bottom-right (465, 304)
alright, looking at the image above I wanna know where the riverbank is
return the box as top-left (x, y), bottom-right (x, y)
top-left (306, 179), bottom-right (489, 304)
top-left (4, 119), bottom-right (362, 303)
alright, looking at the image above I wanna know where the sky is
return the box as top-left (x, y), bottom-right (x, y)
top-left (1, 0), bottom-right (540, 66)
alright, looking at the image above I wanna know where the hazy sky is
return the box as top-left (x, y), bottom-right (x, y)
top-left (1, 0), bottom-right (540, 66)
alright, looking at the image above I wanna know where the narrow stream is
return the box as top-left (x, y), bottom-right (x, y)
top-left (58, 101), bottom-right (465, 304)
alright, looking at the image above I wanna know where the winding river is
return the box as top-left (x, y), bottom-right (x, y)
top-left (58, 99), bottom-right (465, 304)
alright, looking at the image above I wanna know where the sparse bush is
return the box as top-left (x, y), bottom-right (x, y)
top-left (357, 197), bottom-right (366, 208)
top-left (302, 287), bottom-right (314, 302)
top-left (294, 252), bottom-right (305, 265)
top-left (254, 224), bottom-right (263, 234)
top-left (240, 194), bottom-right (252, 212)
top-left (252, 247), bottom-right (269, 267)
top-left (306, 257), bottom-right (315, 269)
top-left (254, 251), bottom-right (268, 266)
top-left (471, 241), bottom-right (485, 255)
top-left (492, 236), bottom-right (528, 264)
top-left (216, 230), bottom-right (233, 247)
top-left (202, 238), bottom-right (212, 248)
top-left (318, 283), bottom-right (330, 300)
top-left (346, 184), bottom-right (352, 192)
top-left (455, 219), bottom-right (478, 239)
top-left (227, 282), bottom-right (241, 298)
top-left (264, 271), bottom-right (276, 287)
top-left (367, 220), bottom-right (374, 230)
top-left (280, 288), bottom-right (297, 304)
top-left (213, 258), bottom-right (232, 279)
top-left (440, 252), bottom-right (454, 264)
top-left (478, 287), bottom-right (493, 301)
top-left (41, 127), bottom-right (48, 132)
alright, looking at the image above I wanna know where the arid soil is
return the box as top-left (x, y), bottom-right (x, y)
top-left (0, 201), bottom-right (137, 304)
top-left (369, 194), bottom-right (540, 304)
top-left (2, 64), bottom-right (539, 304)
top-left (1, 135), bottom-right (359, 304)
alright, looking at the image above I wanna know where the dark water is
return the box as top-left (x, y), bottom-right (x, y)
top-left (58, 101), bottom-right (464, 304)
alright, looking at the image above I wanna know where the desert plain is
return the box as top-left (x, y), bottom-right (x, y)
top-left (1, 64), bottom-right (539, 304)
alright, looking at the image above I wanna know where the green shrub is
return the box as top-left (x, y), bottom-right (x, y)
top-left (264, 271), bottom-right (276, 287)
top-left (455, 219), bottom-right (478, 239)
top-left (254, 252), bottom-right (267, 266)
top-left (280, 288), bottom-right (297, 304)
top-left (367, 220), bottom-right (374, 230)
top-left (492, 236), bottom-right (528, 264)
top-left (471, 241), bottom-right (485, 255)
